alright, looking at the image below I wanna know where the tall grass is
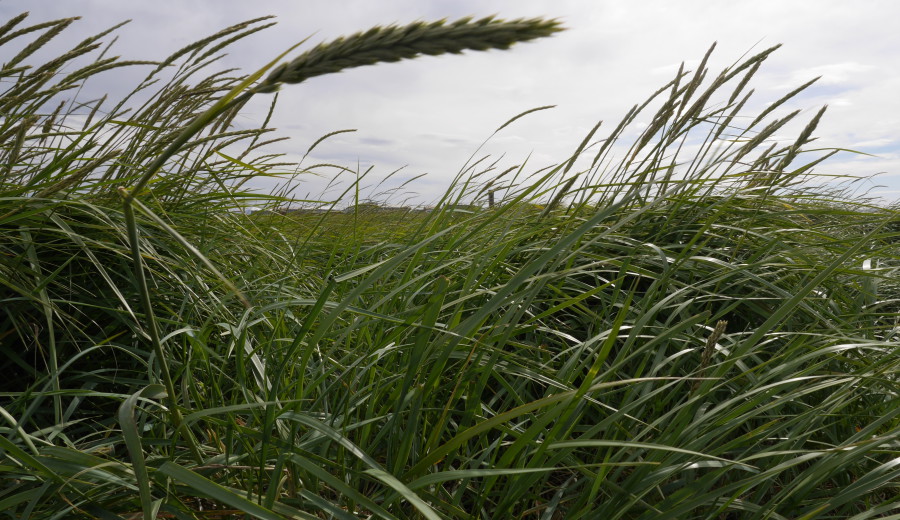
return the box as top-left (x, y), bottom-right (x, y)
top-left (2, 12), bottom-right (899, 520)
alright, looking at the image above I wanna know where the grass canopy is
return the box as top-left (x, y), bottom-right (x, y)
top-left (1, 11), bottom-right (898, 520)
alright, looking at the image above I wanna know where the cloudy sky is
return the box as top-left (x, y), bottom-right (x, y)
top-left (3, 1), bottom-right (899, 204)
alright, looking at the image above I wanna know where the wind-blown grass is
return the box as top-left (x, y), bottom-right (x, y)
top-left (1, 12), bottom-right (899, 520)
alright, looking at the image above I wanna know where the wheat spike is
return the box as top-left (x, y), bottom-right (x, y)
top-left (254, 16), bottom-right (564, 93)
top-left (692, 320), bottom-right (728, 392)
top-left (3, 17), bottom-right (78, 69)
top-left (774, 104), bottom-right (828, 172)
top-left (0, 12), bottom-right (29, 41)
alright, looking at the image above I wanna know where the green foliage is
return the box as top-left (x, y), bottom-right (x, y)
top-left (1, 11), bottom-right (899, 520)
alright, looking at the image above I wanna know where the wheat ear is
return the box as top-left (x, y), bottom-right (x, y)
top-left (253, 16), bottom-right (564, 93)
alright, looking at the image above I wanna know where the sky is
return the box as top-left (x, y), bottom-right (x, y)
top-left (2, 0), bottom-right (899, 205)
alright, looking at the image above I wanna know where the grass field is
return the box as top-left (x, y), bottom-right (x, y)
top-left (1, 13), bottom-right (899, 520)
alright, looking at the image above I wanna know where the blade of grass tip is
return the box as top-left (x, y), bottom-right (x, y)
top-left (364, 469), bottom-right (442, 520)
top-left (215, 150), bottom-right (268, 178)
top-left (540, 475), bottom-right (576, 520)
top-left (118, 384), bottom-right (167, 520)
top-left (591, 104), bottom-right (638, 169)
top-left (780, 148), bottom-right (838, 181)
top-left (0, 404), bottom-right (44, 460)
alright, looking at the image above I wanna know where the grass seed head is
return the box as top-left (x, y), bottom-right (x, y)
top-left (254, 16), bottom-right (564, 93)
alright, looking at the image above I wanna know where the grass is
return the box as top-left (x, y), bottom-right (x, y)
top-left (1, 11), bottom-right (899, 520)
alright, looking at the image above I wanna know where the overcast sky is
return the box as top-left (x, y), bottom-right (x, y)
top-left (3, 1), bottom-right (899, 204)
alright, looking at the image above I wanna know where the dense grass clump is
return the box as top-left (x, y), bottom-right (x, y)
top-left (1, 12), bottom-right (899, 520)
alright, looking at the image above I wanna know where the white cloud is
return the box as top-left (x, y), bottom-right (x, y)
top-left (850, 138), bottom-right (895, 149)
top-left (828, 98), bottom-right (853, 107)
top-left (776, 62), bottom-right (875, 88)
